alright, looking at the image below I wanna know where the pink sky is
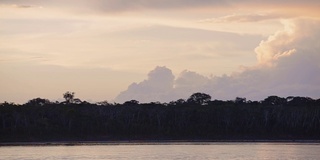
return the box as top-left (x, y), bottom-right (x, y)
top-left (1, 0), bottom-right (319, 103)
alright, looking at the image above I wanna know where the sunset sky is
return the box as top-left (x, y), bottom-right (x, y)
top-left (1, 0), bottom-right (320, 103)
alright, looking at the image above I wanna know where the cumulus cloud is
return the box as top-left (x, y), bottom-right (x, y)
top-left (175, 70), bottom-right (209, 89)
top-left (115, 66), bottom-right (175, 102)
top-left (173, 71), bottom-right (210, 98)
top-left (255, 19), bottom-right (320, 65)
top-left (115, 18), bottom-right (320, 102)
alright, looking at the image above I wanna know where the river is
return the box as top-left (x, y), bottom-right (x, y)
top-left (1, 142), bottom-right (320, 160)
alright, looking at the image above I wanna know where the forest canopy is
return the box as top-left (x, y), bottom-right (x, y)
top-left (1, 92), bottom-right (320, 142)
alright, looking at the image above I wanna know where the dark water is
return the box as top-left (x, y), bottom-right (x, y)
top-left (1, 143), bottom-right (320, 160)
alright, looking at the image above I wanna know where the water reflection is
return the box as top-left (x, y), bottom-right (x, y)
top-left (1, 143), bottom-right (320, 160)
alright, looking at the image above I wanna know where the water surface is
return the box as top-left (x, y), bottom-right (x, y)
top-left (1, 143), bottom-right (320, 160)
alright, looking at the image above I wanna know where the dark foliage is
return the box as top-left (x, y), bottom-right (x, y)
top-left (187, 92), bottom-right (211, 105)
top-left (1, 94), bottom-right (320, 142)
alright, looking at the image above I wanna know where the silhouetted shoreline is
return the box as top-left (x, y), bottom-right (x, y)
top-left (1, 94), bottom-right (320, 143)
top-left (2, 140), bottom-right (320, 146)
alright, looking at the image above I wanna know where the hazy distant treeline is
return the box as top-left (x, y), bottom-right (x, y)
top-left (1, 93), bottom-right (320, 142)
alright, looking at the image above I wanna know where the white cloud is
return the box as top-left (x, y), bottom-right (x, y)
top-left (173, 70), bottom-right (210, 99)
top-left (115, 18), bottom-right (320, 102)
top-left (255, 19), bottom-right (320, 65)
top-left (2, 0), bottom-right (320, 104)
top-left (115, 66), bottom-right (175, 102)
top-left (175, 70), bottom-right (209, 89)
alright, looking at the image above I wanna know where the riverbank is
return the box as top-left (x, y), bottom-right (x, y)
top-left (2, 139), bottom-right (320, 146)
top-left (2, 100), bottom-right (320, 146)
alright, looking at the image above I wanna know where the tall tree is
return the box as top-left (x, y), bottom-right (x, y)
top-left (187, 92), bottom-right (211, 105)
top-left (63, 91), bottom-right (75, 104)
top-left (25, 98), bottom-right (51, 106)
top-left (262, 96), bottom-right (286, 105)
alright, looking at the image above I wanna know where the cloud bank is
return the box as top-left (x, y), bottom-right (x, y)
top-left (115, 18), bottom-right (320, 102)
top-left (116, 66), bottom-right (175, 102)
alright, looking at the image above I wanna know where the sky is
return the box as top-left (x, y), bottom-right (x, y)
top-left (0, 0), bottom-right (320, 103)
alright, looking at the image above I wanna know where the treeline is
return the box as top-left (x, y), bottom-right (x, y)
top-left (1, 92), bottom-right (320, 142)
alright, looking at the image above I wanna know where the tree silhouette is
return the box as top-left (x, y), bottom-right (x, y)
top-left (1, 94), bottom-right (320, 142)
top-left (73, 98), bottom-right (82, 104)
top-left (262, 95), bottom-right (286, 105)
top-left (96, 100), bottom-right (111, 106)
top-left (187, 92), bottom-right (211, 105)
top-left (25, 98), bottom-right (51, 106)
top-left (286, 96), bottom-right (314, 106)
top-left (235, 97), bottom-right (246, 104)
top-left (124, 100), bottom-right (139, 105)
top-left (169, 99), bottom-right (186, 105)
top-left (63, 91), bottom-right (75, 104)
